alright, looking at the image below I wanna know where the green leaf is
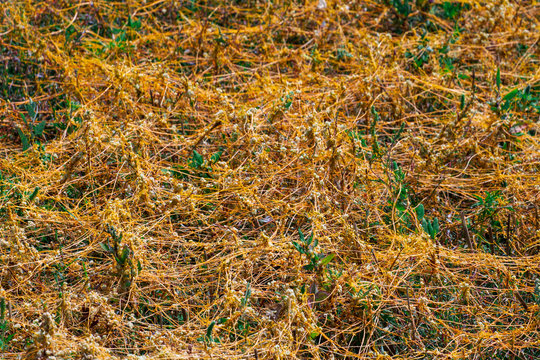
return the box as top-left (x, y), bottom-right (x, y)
top-left (421, 218), bottom-right (429, 234)
top-left (210, 148), bottom-right (223, 163)
top-left (0, 334), bottom-right (13, 350)
top-left (309, 331), bottom-right (319, 340)
top-left (65, 24), bottom-right (76, 42)
top-left (33, 121), bottom-right (46, 137)
top-left (20, 113), bottom-right (28, 127)
top-left (127, 15), bottom-right (142, 31)
top-left (306, 233), bottom-right (314, 246)
top-left (432, 217), bottom-right (439, 235)
top-left (241, 282), bottom-right (251, 307)
top-left (25, 99), bottom-right (37, 121)
top-left (119, 245), bottom-right (130, 264)
top-left (298, 229), bottom-right (305, 243)
top-left (100, 243), bottom-right (111, 253)
top-left (416, 204), bottom-right (425, 220)
top-left (292, 241), bottom-right (304, 254)
top-left (303, 264), bottom-right (315, 271)
top-left (503, 88), bottom-right (519, 101)
top-left (28, 187), bottom-right (40, 202)
top-left (0, 297), bottom-right (5, 320)
top-left (164, 166), bottom-right (190, 179)
top-left (206, 320), bottom-right (216, 340)
top-left (16, 127), bottom-right (30, 151)
top-left (319, 253), bottom-right (335, 266)
top-left (427, 222), bottom-right (433, 237)
top-left (191, 150), bottom-right (204, 168)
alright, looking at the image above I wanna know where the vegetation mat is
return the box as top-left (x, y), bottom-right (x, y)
top-left (0, 0), bottom-right (539, 359)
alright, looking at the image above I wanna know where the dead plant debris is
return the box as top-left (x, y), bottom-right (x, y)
top-left (0, 0), bottom-right (539, 359)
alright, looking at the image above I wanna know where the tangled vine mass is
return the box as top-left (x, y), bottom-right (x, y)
top-left (0, 1), bottom-right (539, 359)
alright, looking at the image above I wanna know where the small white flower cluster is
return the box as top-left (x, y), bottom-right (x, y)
top-left (239, 193), bottom-right (259, 211)
top-left (458, 281), bottom-right (471, 302)
top-left (104, 308), bottom-right (122, 327)
top-left (258, 232), bottom-right (273, 247)
top-left (126, 355), bottom-right (148, 360)
top-left (100, 198), bottom-right (131, 232)
top-left (148, 330), bottom-right (171, 348)
top-left (215, 109), bottom-right (226, 120)
top-left (223, 288), bottom-right (244, 309)
top-left (78, 333), bottom-right (110, 360)
top-left (0, 224), bottom-right (39, 259)
top-left (270, 343), bottom-right (292, 358)
top-left (29, 312), bottom-right (56, 356)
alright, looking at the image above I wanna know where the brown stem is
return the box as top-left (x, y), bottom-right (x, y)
top-left (460, 212), bottom-right (474, 250)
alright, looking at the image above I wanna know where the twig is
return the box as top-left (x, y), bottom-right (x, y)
top-left (460, 212), bottom-right (474, 250)
top-left (514, 290), bottom-right (528, 312)
top-left (406, 287), bottom-right (417, 341)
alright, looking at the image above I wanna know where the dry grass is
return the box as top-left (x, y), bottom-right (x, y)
top-left (0, 0), bottom-right (539, 359)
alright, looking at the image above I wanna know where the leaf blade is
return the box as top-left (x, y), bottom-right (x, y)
top-left (319, 253), bottom-right (335, 266)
